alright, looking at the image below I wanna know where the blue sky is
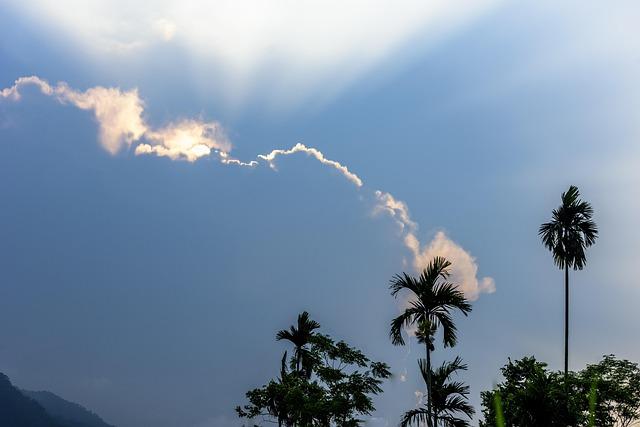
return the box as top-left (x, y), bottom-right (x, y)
top-left (1, 1), bottom-right (640, 426)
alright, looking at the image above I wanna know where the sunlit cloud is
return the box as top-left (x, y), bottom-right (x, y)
top-left (373, 190), bottom-right (416, 233)
top-left (373, 191), bottom-right (495, 301)
top-left (258, 143), bottom-right (363, 188)
top-left (406, 231), bottom-right (496, 299)
top-left (1, 76), bottom-right (54, 100)
top-left (1, 76), bottom-right (232, 159)
top-left (60, 85), bottom-right (147, 154)
top-left (2, 75), bottom-right (494, 302)
top-left (1, 76), bottom-right (145, 154)
top-left (136, 120), bottom-right (230, 162)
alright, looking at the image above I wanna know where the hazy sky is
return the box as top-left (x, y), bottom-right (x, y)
top-left (1, 1), bottom-right (640, 426)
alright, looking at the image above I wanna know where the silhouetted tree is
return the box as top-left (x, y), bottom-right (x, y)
top-left (480, 355), bottom-right (640, 427)
top-left (539, 185), bottom-right (598, 380)
top-left (389, 256), bottom-right (472, 427)
top-left (276, 311), bottom-right (321, 378)
top-left (479, 357), bottom-right (583, 427)
top-left (237, 312), bottom-right (390, 426)
top-left (401, 356), bottom-right (474, 427)
top-left (579, 355), bottom-right (640, 427)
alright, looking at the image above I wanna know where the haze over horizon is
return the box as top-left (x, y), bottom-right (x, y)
top-left (1, 1), bottom-right (640, 426)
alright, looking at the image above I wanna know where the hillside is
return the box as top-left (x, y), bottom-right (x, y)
top-left (23, 390), bottom-right (115, 427)
top-left (0, 372), bottom-right (63, 427)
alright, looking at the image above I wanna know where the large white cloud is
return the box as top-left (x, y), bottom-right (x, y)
top-left (4, 0), bottom-right (500, 108)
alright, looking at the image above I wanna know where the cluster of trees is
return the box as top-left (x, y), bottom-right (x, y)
top-left (236, 186), bottom-right (640, 426)
top-left (480, 355), bottom-right (640, 427)
top-left (236, 312), bottom-right (391, 426)
top-left (236, 257), bottom-right (476, 427)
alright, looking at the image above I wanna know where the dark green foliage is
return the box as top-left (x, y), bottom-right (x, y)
top-left (23, 390), bottom-right (115, 427)
top-left (401, 357), bottom-right (474, 427)
top-left (0, 372), bottom-right (66, 427)
top-left (389, 257), bottom-right (472, 348)
top-left (480, 357), bottom-right (583, 427)
top-left (578, 355), bottom-right (640, 427)
top-left (479, 355), bottom-right (640, 427)
top-left (539, 185), bottom-right (598, 271)
top-left (276, 311), bottom-right (321, 378)
top-left (415, 319), bottom-right (436, 353)
top-left (236, 312), bottom-right (391, 426)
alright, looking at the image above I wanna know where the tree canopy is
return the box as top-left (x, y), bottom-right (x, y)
top-left (236, 313), bottom-right (390, 426)
top-left (480, 355), bottom-right (640, 427)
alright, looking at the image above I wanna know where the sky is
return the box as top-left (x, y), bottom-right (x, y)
top-left (1, 1), bottom-right (640, 426)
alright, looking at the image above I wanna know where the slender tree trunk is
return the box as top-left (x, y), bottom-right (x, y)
top-left (426, 342), bottom-right (433, 427)
top-left (564, 264), bottom-right (569, 380)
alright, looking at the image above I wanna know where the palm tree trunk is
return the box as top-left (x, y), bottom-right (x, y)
top-left (426, 342), bottom-right (433, 427)
top-left (564, 263), bottom-right (569, 380)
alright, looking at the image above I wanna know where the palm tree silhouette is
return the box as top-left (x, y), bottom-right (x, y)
top-left (401, 356), bottom-right (475, 427)
top-left (390, 256), bottom-right (472, 427)
top-left (539, 185), bottom-right (598, 380)
top-left (276, 311), bottom-right (321, 378)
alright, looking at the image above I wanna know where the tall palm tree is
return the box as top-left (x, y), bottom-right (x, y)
top-left (390, 257), bottom-right (472, 427)
top-left (401, 356), bottom-right (475, 427)
top-left (539, 185), bottom-right (598, 380)
top-left (276, 311), bottom-right (321, 378)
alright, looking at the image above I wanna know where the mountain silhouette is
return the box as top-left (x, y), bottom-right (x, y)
top-left (23, 390), bottom-right (115, 427)
top-left (0, 372), bottom-right (64, 427)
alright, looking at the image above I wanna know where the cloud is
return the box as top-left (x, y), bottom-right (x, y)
top-left (374, 191), bottom-right (495, 301)
top-left (406, 231), bottom-right (496, 299)
top-left (1, 76), bottom-right (55, 100)
top-left (373, 190), bottom-right (417, 232)
top-left (258, 143), bottom-right (363, 187)
top-left (2, 76), bottom-right (236, 160)
top-left (58, 85), bottom-right (147, 154)
top-left (1, 76), bottom-right (145, 154)
top-left (135, 119), bottom-right (230, 162)
top-left (2, 75), bottom-right (494, 302)
top-left (5, 0), bottom-right (501, 108)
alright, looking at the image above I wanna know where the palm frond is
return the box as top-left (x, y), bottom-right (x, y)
top-left (419, 256), bottom-right (452, 286)
top-left (390, 273), bottom-right (420, 298)
top-left (400, 407), bottom-right (431, 427)
top-left (390, 306), bottom-right (422, 346)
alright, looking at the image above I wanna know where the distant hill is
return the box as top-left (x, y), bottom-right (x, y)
top-left (0, 372), bottom-right (63, 427)
top-left (23, 390), bottom-right (115, 427)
